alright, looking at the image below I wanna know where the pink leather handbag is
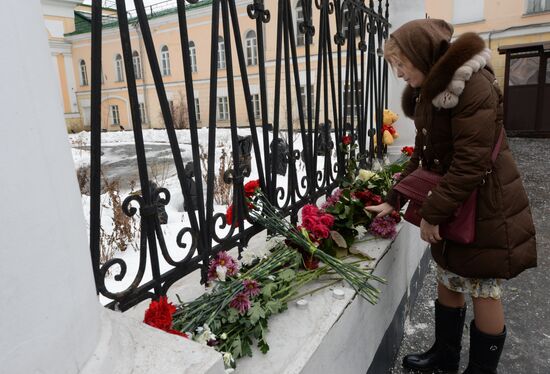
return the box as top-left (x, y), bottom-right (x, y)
top-left (393, 128), bottom-right (504, 244)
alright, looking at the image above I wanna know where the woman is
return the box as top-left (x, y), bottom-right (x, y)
top-left (366, 19), bottom-right (537, 373)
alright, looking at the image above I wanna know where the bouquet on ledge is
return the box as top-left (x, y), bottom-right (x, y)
top-left (168, 243), bottom-right (340, 369)
top-left (249, 191), bottom-right (386, 305)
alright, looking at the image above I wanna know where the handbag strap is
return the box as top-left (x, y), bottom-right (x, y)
top-left (491, 127), bottom-right (505, 164)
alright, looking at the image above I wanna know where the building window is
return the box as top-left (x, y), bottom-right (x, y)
top-left (526, 0), bottom-right (550, 13)
top-left (509, 56), bottom-right (540, 86)
top-left (189, 41), bottom-right (198, 73)
top-left (452, 0), bottom-right (484, 24)
top-left (246, 30), bottom-right (258, 66)
top-left (217, 36), bottom-right (226, 69)
top-left (161, 45), bottom-right (171, 76)
top-left (115, 54), bottom-right (124, 82)
top-left (110, 105), bottom-right (120, 125)
top-left (217, 96), bottom-right (229, 120)
top-left (296, 0), bottom-right (306, 46)
top-left (133, 51), bottom-right (142, 79)
top-left (194, 97), bottom-right (201, 122)
top-left (252, 94), bottom-right (261, 118)
top-left (139, 102), bottom-right (148, 123)
top-left (79, 60), bottom-right (88, 86)
top-left (300, 85), bottom-right (315, 119)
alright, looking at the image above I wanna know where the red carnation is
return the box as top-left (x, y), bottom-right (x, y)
top-left (312, 224), bottom-right (330, 239)
top-left (226, 204), bottom-right (236, 226)
top-left (319, 213), bottom-right (335, 228)
top-left (302, 204), bottom-right (319, 217)
top-left (144, 296), bottom-right (176, 331)
top-left (244, 179), bottom-right (260, 197)
top-left (302, 215), bottom-right (317, 231)
top-left (143, 296), bottom-right (187, 339)
top-left (401, 146), bottom-right (414, 156)
top-left (342, 135), bottom-right (352, 145)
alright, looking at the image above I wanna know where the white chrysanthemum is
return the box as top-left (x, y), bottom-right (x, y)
top-left (216, 265), bottom-right (228, 281)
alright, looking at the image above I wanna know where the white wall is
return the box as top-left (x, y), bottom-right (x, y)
top-left (387, 0), bottom-right (425, 152)
top-left (0, 0), bottom-right (101, 373)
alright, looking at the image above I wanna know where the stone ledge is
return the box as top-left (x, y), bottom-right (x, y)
top-left (81, 307), bottom-right (225, 374)
top-left (122, 222), bottom-right (428, 374)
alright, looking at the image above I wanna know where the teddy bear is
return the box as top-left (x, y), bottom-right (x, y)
top-left (373, 109), bottom-right (399, 147)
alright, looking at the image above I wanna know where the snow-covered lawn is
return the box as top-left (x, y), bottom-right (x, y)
top-left (68, 128), bottom-right (334, 305)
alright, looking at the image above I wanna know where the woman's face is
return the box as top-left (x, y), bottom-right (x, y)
top-left (391, 56), bottom-right (425, 88)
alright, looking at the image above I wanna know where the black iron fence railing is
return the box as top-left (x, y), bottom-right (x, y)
top-left (88, 0), bottom-right (390, 311)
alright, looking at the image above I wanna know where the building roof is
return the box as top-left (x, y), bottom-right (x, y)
top-left (66, 0), bottom-right (212, 36)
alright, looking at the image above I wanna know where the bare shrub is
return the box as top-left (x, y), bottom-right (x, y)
top-left (99, 177), bottom-right (140, 267)
top-left (199, 143), bottom-right (233, 205)
top-left (76, 166), bottom-right (90, 195)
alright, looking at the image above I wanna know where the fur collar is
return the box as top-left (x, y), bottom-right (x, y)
top-left (401, 33), bottom-right (491, 116)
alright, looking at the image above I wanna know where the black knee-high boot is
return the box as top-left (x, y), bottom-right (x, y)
top-left (462, 320), bottom-right (506, 374)
top-left (403, 299), bottom-right (467, 372)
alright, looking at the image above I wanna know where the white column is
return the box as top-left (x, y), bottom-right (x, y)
top-left (0, 0), bottom-right (101, 373)
top-left (1, 2), bottom-right (225, 373)
top-left (386, 0), bottom-right (425, 152)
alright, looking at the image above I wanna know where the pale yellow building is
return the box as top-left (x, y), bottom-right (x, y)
top-left (426, 0), bottom-right (550, 89)
top-left (51, 0), bottom-right (362, 132)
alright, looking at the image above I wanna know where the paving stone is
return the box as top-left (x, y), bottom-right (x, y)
top-left (390, 138), bottom-right (550, 373)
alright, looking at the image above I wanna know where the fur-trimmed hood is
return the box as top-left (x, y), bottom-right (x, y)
top-left (401, 32), bottom-right (491, 118)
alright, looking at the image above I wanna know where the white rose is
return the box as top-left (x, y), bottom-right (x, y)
top-left (357, 169), bottom-right (375, 182)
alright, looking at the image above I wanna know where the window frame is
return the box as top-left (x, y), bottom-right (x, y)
top-left (115, 54), bottom-right (124, 82)
top-left (245, 30), bottom-right (258, 66)
top-left (161, 45), bottom-right (171, 76)
top-left (79, 60), bottom-right (88, 86)
top-left (110, 104), bottom-right (121, 126)
top-left (217, 96), bottom-right (229, 120)
top-left (217, 36), bottom-right (226, 70)
top-left (194, 97), bottom-right (201, 122)
top-left (189, 41), bottom-right (198, 73)
top-left (132, 51), bottom-right (142, 80)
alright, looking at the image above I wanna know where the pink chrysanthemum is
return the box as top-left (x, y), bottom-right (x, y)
top-left (242, 279), bottom-right (261, 298)
top-left (229, 292), bottom-right (251, 314)
top-left (368, 216), bottom-right (398, 239)
top-left (321, 188), bottom-right (342, 209)
top-left (207, 251), bottom-right (240, 281)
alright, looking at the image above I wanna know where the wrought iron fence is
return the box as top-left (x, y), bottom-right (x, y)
top-left (88, 0), bottom-right (390, 311)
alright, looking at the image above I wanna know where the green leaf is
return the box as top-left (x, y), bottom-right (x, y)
top-left (330, 230), bottom-right (348, 248)
top-left (230, 337), bottom-right (242, 358)
top-left (247, 303), bottom-right (266, 325)
top-left (242, 336), bottom-right (253, 357)
top-left (258, 339), bottom-right (270, 354)
top-left (227, 307), bottom-right (240, 323)
top-left (265, 299), bottom-right (283, 314)
top-left (278, 268), bottom-right (296, 282)
top-left (261, 282), bottom-right (277, 298)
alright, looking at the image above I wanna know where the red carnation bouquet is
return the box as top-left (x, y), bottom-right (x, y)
top-left (225, 179), bottom-right (260, 227)
top-left (144, 296), bottom-right (188, 338)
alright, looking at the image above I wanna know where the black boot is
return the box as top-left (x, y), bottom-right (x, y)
top-left (463, 320), bottom-right (506, 374)
top-left (403, 300), bottom-right (466, 372)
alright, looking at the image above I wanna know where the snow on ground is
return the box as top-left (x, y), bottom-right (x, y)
top-left (68, 128), bottom-right (333, 305)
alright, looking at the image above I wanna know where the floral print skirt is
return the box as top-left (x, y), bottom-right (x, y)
top-left (436, 265), bottom-right (503, 299)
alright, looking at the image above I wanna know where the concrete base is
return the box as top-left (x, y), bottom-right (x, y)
top-left (81, 308), bottom-right (225, 374)
top-left (235, 222), bottom-right (429, 374)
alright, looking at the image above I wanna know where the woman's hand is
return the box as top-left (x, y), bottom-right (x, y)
top-left (420, 218), bottom-right (442, 244)
top-left (365, 202), bottom-right (394, 218)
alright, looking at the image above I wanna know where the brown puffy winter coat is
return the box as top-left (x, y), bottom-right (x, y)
top-left (386, 21), bottom-right (537, 279)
